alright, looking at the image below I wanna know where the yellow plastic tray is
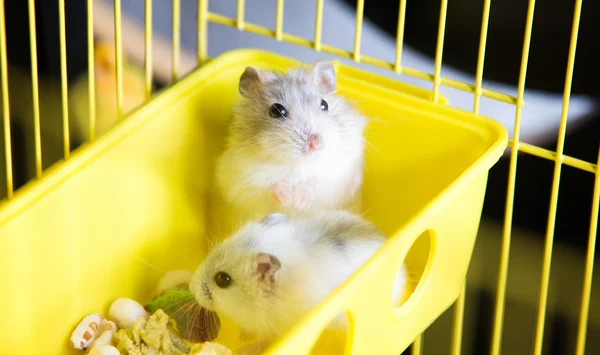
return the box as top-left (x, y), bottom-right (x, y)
top-left (0, 49), bottom-right (507, 355)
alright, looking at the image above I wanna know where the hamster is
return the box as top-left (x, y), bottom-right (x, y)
top-left (189, 210), bottom-right (408, 353)
top-left (214, 61), bottom-right (367, 219)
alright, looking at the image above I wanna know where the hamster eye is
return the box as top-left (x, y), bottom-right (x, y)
top-left (269, 103), bottom-right (287, 118)
top-left (320, 99), bottom-right (328, 111)
top-left (214, 272), bottom-right (232, 288)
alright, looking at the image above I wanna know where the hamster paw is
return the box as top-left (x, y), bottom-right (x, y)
top-left (293, 184), bottom-right (314, 210)
top-left (272, 182), bottom-right (294, 207)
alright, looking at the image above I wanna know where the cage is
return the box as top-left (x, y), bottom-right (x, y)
top-left (0, 0), bottom-right (598, 355)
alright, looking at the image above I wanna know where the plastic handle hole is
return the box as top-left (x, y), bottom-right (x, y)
top-left (393, 230), bottom-right (434, 309)
top-left (308, 310), bottom-right (354, 355)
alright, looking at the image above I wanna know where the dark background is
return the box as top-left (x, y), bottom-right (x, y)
top-left (339, 0), bottom-right (599, 249)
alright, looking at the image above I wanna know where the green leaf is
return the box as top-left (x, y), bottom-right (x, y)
top-left (147, 288), bottom-right (220, 343)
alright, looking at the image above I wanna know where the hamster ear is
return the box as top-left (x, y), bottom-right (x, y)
top-left (311, 61), bottom-right (336, 94)
top-left (255, 253), bottom-right (281, 284)
top-left (239, 66), bottom-right (263, 98)
top-left (261, 213), bottom-right (287, 226)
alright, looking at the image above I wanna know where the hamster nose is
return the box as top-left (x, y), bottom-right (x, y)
top-left (308, 134), bottom-right (322, 151)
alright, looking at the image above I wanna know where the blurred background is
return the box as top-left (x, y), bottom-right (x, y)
top-left (1, 0), bottom-right (598, 354)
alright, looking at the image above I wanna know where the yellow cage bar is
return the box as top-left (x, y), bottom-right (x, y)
top-left (473, 0), bottom-right (491, 114)
top-left (171, 0), bottom-right (180, 83)
top-left (491, 0), bottom-right (537, 353)
top-left (533, 1), bottom-right (583, 353)
top-left (393, 0), bottom-right (406, 74)
top-left (86, 0), bottom-right (96, 142)
top-left (0, 0), bottom-right (598, 354)
top-left (144, 0), bottom-right (152, 101)
top-left (576, 149), bottom-right (600, 355)
top-left (58, 0), bottom-right (70, 160)
top-left (0, 0), bottom-right (12, 199)
top-left (27, 0), bottom-right (43, 179)
top-left (113, 0), bottom-right (124, 121)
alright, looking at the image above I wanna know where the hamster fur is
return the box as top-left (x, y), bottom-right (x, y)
top-left (214, 61), bottom-right (367, 219)
top-left (189, 210), bottom-right (408, 352)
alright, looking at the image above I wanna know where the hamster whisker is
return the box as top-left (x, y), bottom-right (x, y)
top-left (207, 213), bottom-right (226, 245)
top-left (186, 304), bottom-right (202, 340)
top-left (329, 97), bottom-right (342, 112)
top-left (207, 310), bottom-right (219, 335)
top-left (252, 136), bottom-right (287, 147)
top-left (253, 148), bottom-right (278, 160)
top-left (357, 206), bottom-right (373, 218)
top-left (255, 145), bottom-right (288, 161)
top-left (159, 300), bottom-right (192, 317)
top-left (188, 306), bottom-right (220, 342)
top-left (160, 295), bottom-right (196, 315)
top-left (364, 140), bottom-right (384, 159)
top-left (236, 136), bottom-right (284, 152)
top-left (133, 256), bottom-right (166, 273)
top-left (273, 105), bottom-right (285, 117)
top-left (365, 115), bottom-right (389, 126)
top-left (169, 301), bottom-right (198, 326)
top-left (206, 237), bottom-right (216, 251)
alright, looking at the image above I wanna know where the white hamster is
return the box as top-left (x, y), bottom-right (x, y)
top-left (214, 61), bottom-right (367, 218)
top-left (189, 210), bottom-right (408, 353)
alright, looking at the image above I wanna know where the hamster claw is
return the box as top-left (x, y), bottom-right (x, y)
top-left (293, 184), bottom-right (313, 210)
top-left (272, 182), bottom-right (313, 210)
top-left (272, 183), bottom-right (294, 207)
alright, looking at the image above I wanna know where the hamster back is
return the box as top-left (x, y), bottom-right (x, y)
top-left (190, 211), bottom-right (408, 350)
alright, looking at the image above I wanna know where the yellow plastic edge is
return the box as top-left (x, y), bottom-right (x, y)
top-left (0, 46), bottom-right (506, 232)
